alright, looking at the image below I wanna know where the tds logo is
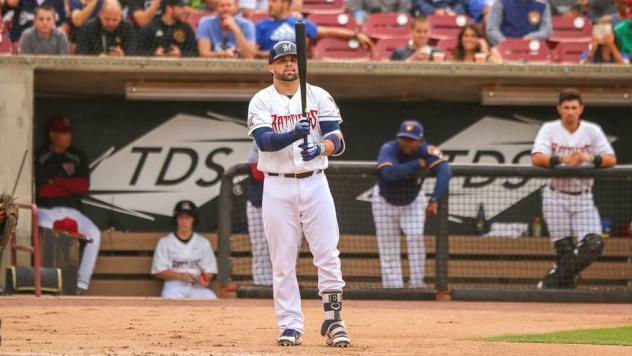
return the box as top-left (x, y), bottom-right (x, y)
top-left (87, 114), bottom-right (251, 219)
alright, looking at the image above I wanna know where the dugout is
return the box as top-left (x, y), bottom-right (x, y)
top-left (0, 56), bottom-right (631, 297)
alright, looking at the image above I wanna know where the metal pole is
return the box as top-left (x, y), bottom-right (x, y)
top-left (31, 204), bottom-right (41, 297)
top-left (435, 193), bottom-right (450, 300)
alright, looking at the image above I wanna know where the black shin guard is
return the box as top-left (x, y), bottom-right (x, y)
top-left (542, 237), bottom-right (577, 288)
top-left (571, 234), bottom-right (604, 275)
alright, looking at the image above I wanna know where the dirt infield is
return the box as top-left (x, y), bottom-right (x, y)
top-left (0, 296), bottom-right (631, 355)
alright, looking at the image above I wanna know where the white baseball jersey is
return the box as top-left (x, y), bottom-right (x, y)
top-left (531, 120), bottom-right (614, 191)
top-left (151, 233), bottom-right (218, 275)
top-left (247, 83), bottom-right (342, 174)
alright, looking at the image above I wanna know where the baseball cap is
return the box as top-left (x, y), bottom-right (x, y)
top-left (396, 120), bottom-right (424, 140)
top-left (48, 116), bottom-right (71, 133)
top-left (174, 200), bottom-right (197, 215)
top-left (269, 41), bottom-right (297, 64)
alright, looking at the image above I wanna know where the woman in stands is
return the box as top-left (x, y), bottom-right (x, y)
top-left (450, 24), bottom-right (502, 63)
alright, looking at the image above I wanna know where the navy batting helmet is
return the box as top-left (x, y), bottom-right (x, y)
top-left (173, 200), bottom-right (198, 226)
top-left (268, 41), bottom-right (297, 64)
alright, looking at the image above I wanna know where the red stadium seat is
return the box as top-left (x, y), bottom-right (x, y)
top-left (362, 12), bottom-right (412, 40)
top-left (312, 37), bottom-right (371, 61)
top-left (371, 37), bottom-right (408, 60)
top-left (186, 11), bottom-right (214, 30)
top-left (428, 14), bottom-right (471, 41)
top-left (302, 0), bottom-right (346, 14)
top-left (549, 15), bottom-right (592, 43)
top-left (0, 33), bottom-right (12, 55)
top-left (554, 41), bottom-right (590, 63)
top-left (307, 12), bottom-right (357, 29)
top-left (249, 11), bottom-right (270, 24)
top-left (497, 39), bottom-right (551, 63)
top-left (434, 38), bottom-right (458, 56)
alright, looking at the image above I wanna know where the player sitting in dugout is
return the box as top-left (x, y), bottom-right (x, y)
top-left (151, 200), bottom-right (219, 299)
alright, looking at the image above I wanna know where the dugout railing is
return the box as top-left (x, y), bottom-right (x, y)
top-left (217, 162), bottom-right (632, 303)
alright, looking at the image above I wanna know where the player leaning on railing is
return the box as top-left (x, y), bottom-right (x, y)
top-left (531, 88), bottom-right (617, 289)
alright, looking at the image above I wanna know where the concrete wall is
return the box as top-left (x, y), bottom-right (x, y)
top-left (0, 65), bottom-right (34, 288)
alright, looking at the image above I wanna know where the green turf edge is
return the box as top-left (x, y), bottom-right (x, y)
top-left (478, 326), bottom-right (632, 346)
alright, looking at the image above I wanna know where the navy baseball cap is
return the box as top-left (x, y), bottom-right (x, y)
top-left (396, 120), bottom-right (424, 140)
top-left (269, 41), bottom-right (297, 64)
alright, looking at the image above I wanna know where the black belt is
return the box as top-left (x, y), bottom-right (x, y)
top-left (549, 186), bottom-right (589, 195)
top-left (267, 170), bottom-right (323, 179)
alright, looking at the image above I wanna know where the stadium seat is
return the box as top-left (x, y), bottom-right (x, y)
top-left (434, 38), bottom-right (458, 56)
top-left (0, 33), bottom-right (12, 55)
top-left (428, 14), bottom-right (471, 41)
top-left (497, 39), bottom-right (551, 63)
top-left (302, 0), bottom-right (346, 14)
top-left (371, 37), bottom-right (408, 60)
top-left (362, 12), bottom-right (412, 40)
top-left (186, 11), bottom-right (214, 30)
top-left (554, 41), bottom-right (590, 63)
top-left (249, 11), bottom-right (270, 24)
top-left (312, 37), bottom-right (371, 61)
top-left (307, 12), bottom-right (357, 29)
top-left (549, 15), bottom-right (592, 44)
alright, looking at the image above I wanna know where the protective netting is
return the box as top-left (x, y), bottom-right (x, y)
top-left (224, 166), bottom-right (632, 292)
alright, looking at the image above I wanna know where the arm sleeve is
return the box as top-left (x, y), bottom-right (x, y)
top-left (196, 18), bottom-right (212, 40)
top-left (200, 239), bottom-right (218, 274)
top-left (430, 161), bottom-right (451, 201)
top-left (247, 94), bottom-right (273, 136)
top-left (253, 127), bottom-right (301, 152)
top-left (486, 0), bottom-right (505, 46)
top-left (19, 32), bottom-right (33, 54)
top-left (242, 20), bottom-right (256, 42)
top-left (531, 126), bottom-right (551, 155)
top-left (151, 239), bottom-right (171, 274)
top-left (593, 126), bottom-right (615, 156)
top-left (377, 144), bottom-right (422, 182)
top-left (527, 3), bottom-right (552, 40)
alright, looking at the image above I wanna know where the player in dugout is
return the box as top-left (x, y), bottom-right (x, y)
top-left (151, 200), bottom-right (219, 299)
top-left (372, 120), bottom-right (451, 289)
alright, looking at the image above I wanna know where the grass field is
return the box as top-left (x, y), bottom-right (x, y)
top-left (486, 326), bottom-right (632, 346)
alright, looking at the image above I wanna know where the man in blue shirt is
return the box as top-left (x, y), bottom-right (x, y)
top-left (197, 0), bottom-right (256, 58)
top-left (255, 0), bottom-right (373, 57)
top-left (412, 0), bottom-right (466, 16)
top-left (371, 120), bottom-right (451, 289)
top-left (486, 0), bottom-right (552, 46)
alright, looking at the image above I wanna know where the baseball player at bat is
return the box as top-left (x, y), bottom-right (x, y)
top-left (372, 120), bottom-right (452, 288)
top-left (531, 89), bottom-right (617, 289)
top-left (247, 41), bottom-right (350, 347)
top-left (151, 200), bottom-right (218, 299)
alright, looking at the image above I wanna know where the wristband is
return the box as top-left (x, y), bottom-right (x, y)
top-left (318, 142), bottom-right (328, 156)
top-left (549, 156), bottom-right (561, 167)
top-left (593, 155), bottom-right (603, 168)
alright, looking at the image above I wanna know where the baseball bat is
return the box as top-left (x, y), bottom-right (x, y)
top-left (295, 20), bottom-right (308, 146)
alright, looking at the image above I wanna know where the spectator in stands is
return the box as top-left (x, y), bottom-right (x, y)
top-left (151, 200), bottom-right (218, 299)
top-left (467, 0), bottom-right (493, 23)
top-left (241, 0), bottom-right (303, 19)
top-left (391, 16), bottom-right (442, 61)
top-left (19, 5), bottom-right (69, 54)
top-left (6, 0), bottom-right (67, 43)
top-left (450, 23), bottom-right (502, 63)
top-left (36, 116), bottom-right (101, 295)
top-left (587, 0), bottom-right (616, 21)
top-left (136, 0), bottom-right (197, 56)
top-left (411, 0), bottom-right (466, 16)
top-left (255, 0), bottom-right (372, 56)
top-left (600, 0), bottom-right (630, 28)
top-left (129, 0), bottom-right (163, 27)
top-left (486, 0), bottom-right (553, 46)
top-left (197, 0), bottom-right (256, 58)
top-left (614, 17), bottom-right (632, 59)
top-left (581, 28), bottom-right (628, 63)
top-left (70, 0), bottom-right (103, 29)
top-left (549, 0), bottom-right (581, 16)
top-left (345, 0), bottom-right (411, 25)
top-left (76, 0), bottom-right (135, 56)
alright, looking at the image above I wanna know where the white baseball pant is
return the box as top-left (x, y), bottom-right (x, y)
top-left (262, 173), bottom-right (345, 334)
top-left (38, 207), bottom-right (101, 290)
top-left (246, 201), bottom-right (273, 286)
top-left (542, 187), bottom-right (602, 243)
top-left (161, 280), bottom-right (217, 299)
top-left (371, 186), bottom-right (427, 289)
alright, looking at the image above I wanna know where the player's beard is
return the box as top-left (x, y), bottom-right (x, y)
top-left (275, 70), bottom-right (298, 82)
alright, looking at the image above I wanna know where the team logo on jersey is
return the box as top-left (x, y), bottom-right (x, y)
top-left (86, 112), bottom-right (251, 219)
top-left (528, 11), bottom-right (541, 25)
top-left (173, 29), bottom-right (186, 44)
top-left (62, 162), bottom-right (76, 176)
